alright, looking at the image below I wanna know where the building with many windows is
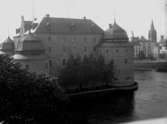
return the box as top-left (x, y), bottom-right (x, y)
top-left (131, 36), bottom-right (159, 59)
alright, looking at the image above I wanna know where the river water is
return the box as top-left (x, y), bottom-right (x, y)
top-left (133, 71), bottom-right (167, 120)
top-left (69, 71), bottom-right (167, 123)
top-left (101, 71), bottom-right (167, 123)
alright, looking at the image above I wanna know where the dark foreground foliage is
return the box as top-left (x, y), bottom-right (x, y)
top-left (0, 55), bottom-right (68, 124)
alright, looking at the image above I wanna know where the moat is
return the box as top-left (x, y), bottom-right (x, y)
top-left (68, 70), bottom-right (167, 123)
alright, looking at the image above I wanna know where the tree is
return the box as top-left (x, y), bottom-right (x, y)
top-left (0, 55), bottom-right (68, 124)
top-left (59, 54), bottom-right (115, 91)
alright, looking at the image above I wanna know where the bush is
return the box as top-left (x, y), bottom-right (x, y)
top-left (59, 54), bottom-right (114, 91)
top-left (0, 55), bottom-right (68, 123)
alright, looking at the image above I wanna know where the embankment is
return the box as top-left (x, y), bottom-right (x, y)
top-left (134, 60), bottom-right (167, 71)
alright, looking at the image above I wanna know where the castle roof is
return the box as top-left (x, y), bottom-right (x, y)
top-left (15, 34), bottom-right (45, 55)
top-left (35, 15), bottom-right (104, 35)
top-left (104, 22), bottom-right (128, 41)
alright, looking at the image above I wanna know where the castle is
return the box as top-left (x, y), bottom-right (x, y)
top-left (0, 14), bottom-right (134, 87)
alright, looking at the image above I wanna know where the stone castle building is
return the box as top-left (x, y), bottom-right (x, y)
top-left (0, 14), bottom-right (134, 87)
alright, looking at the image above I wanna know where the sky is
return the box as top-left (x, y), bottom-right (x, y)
top-left (0, 0), bottom-right (166, 42)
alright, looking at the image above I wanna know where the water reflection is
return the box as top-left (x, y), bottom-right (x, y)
top-left (134, 71), bottom-right (167, 120)
top-left (68, 91), bottom-right (135, 124)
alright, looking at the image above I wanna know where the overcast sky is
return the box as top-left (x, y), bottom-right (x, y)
top-left (0, 0), bottom-right (166, 41)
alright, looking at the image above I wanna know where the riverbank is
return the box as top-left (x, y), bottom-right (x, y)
top-left (134, 59), bottom-right (167, 71)
top-left (67, 81), bottom-right (138, 99)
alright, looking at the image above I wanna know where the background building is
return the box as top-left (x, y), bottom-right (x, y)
top-left (131, 21), bottom-right (159, 60)
top-left (131, 37), bottom-right (159, 59)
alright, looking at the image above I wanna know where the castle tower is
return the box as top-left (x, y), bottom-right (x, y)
top-left (148, 20), bottom-right (157, 42)
top-left (98, 21), bottom-right (134, 87)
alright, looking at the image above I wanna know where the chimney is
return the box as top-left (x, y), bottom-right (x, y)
top-left (20, 16), bottom-right (25, 35)
top-left (83, 16), bottom-right (86, 20)
top-left (21, 16), bottom-right (24, 22)
top-left (46, 14), bottom-right (50, 18)
top-left (109, 24), bottom-right (112, 29)
top-left (161, 35), bottom-right (164, 40)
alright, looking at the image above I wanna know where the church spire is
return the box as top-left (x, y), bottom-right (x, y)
top-left (148, 20), bottom-right (157, 42)
top-left (151, 20), bottom-right (155, 30)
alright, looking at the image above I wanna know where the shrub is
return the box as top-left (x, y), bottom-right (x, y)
top-left (0, 55), bottom-right (68, 123)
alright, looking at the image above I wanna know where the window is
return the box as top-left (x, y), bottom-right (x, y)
top-left (62, 59), bottom-right (66, 66)
top-left (106, 49), bottom-right (109, 54)
top-left (72, 37), bottom-right (76, 42)
top-left (45, 63), bottom-right (48, 69)
top-left (48, 47), bottom-right (52, 53)
top-left (63, 46), bottom-right (66, 52)
top-left (25, 65), bottom-right (29, 70)
top-left (126, 76), bottom-right (131, 80)
top-left (84, 37), bottom-right (87, 42)
top-left (48, 36), bottom-right (51, 41)
top-left (49, 60), bottom-right (52, 67)
top-left (124, 59), bottom-right (128, 64)
top-left (94, 37), bottom-right (96, 42)
top-left (116, 49), bottom-right (119, 53)
top-left (84, 46), bottom-right (87, 52)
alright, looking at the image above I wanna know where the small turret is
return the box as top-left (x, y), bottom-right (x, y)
top-left (0, 37), bottom-right (14, 55)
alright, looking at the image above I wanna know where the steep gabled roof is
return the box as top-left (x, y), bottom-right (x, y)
top-left (35, 16), bottom-right (104, 35)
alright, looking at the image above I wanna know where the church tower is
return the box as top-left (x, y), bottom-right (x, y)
top-left (148, 20), bottom-right (157, 42)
